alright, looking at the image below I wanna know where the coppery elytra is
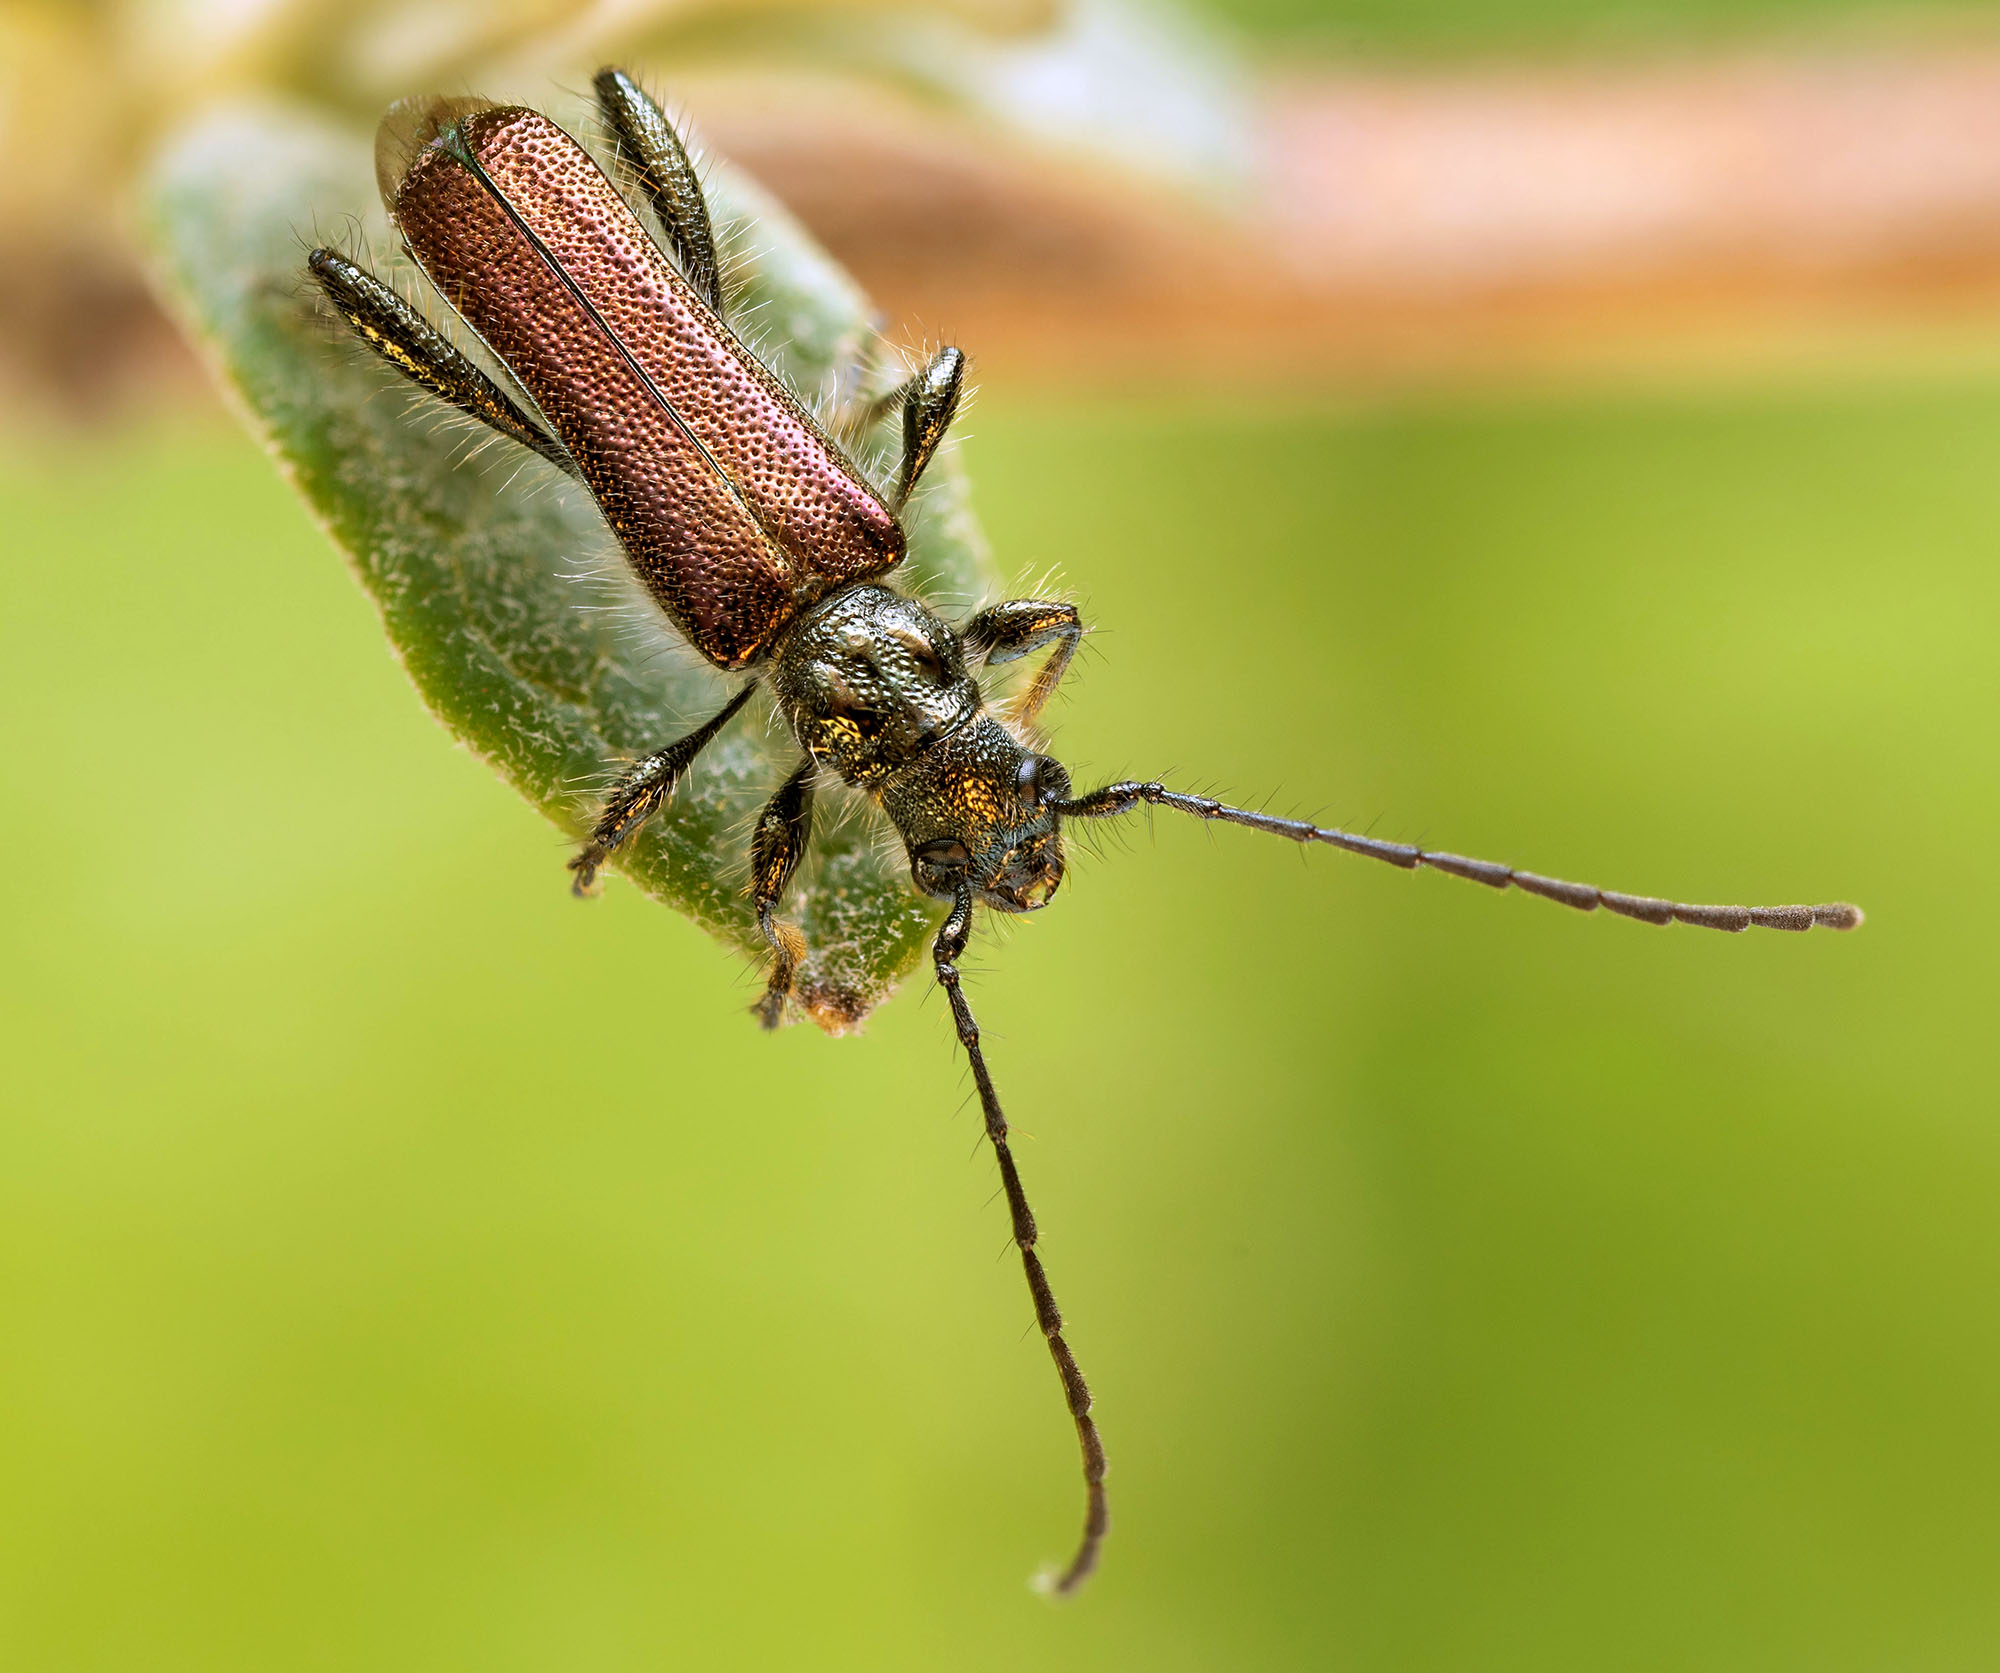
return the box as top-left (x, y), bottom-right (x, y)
top-left (308, 68), bottom-right (1863, 1595)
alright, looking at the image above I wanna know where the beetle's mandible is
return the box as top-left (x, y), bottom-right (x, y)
top-left (309, 69), bottom-right (1863, 1594)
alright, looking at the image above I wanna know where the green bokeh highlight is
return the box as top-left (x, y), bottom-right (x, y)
top-left (1, 378), bottom-right (1992, 1668)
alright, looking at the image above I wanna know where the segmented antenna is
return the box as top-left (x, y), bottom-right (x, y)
top-left (933, 889), bottom-right (1108, 1595)
top-left (1052, 783), bottom-right (1863, 933)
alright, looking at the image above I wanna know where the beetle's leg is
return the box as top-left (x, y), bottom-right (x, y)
top-left (568, 683), bottom-right (758, 896)
top-left (886, 346), bottom-right (966, 512)
top-left (962, 600), bottom-right (1083, 729)
top-left (932, 887), bottom-right (1109, 1593)
top-left (750, 760), bottom-right (817, 1028)
top-left (307, 249), bottom-right (578, 478)
top-left (822, 339), bottom-right (963, 513)
top-left (593, 68), bottom-right (725, 319)
top-left (1051, 781), bottom-right (1865, 934)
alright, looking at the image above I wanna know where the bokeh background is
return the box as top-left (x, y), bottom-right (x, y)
top-left (4, 0), bottom-right (1998, 1668)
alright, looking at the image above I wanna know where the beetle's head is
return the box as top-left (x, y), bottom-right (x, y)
top-left (882, 717), bottom-right (1070, 913)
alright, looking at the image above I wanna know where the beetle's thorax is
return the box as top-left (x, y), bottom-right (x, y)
top-left (766, 583), bottom-right (979, 788)
top-left (768, 582), bottom-right (1067, 912)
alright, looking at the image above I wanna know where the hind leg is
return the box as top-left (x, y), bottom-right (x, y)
top-left (568, 684), bottom-right (758, 895)
top-left (307, 248), bottom-right (577, 477)
top-left (594, 68), bottom-right (726, 319)
top-left (828, 342), bottom-right (968, 511)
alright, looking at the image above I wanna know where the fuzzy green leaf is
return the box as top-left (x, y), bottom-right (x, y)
top-left (143, 98), bottom-right (995, 1030)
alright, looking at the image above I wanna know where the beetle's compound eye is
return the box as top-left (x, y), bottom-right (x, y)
top-left (913, 838), bottom-right (970, 874)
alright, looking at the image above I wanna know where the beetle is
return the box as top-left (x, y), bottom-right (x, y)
top-left (307, 69), bottom-right (1863, 1594)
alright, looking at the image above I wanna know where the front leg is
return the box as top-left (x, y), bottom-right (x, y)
top-left (750, 760), bottom-right (817, 1028)
top-left (568, 683), bottom-right (756, 895)
top-left (962, 600), bottom-right (1083, 729)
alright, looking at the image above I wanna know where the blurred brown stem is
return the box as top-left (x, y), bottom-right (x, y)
top-left (25, 40), bottom-right (2000, 415)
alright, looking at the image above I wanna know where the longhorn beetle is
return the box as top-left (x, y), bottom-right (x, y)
top-left (308, 69), bottom-right (1863, 1595)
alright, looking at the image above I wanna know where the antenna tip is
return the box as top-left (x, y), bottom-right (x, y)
top-left (1031, 1564), bottom-right (1091, 1601)
top-left (1817, 903), bottom-right (1865, 931)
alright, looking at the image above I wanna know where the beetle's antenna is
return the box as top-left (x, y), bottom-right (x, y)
top-left (932, 887), bottom-right (1108, 1594)
top-left (1052, 783), bottom-right (1864, 933)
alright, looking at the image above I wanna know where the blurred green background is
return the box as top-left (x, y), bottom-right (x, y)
top-left (6, 0), bottom-right (2000, 1668)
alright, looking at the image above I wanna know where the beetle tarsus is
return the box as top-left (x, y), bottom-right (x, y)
top-left (751, 917), bottom-right (806, 1029)
top-left (567, 847), bottom-right (606, 897)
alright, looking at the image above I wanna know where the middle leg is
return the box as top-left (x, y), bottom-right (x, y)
top-left (836, 346), bottom-right (967, 512)
top-left (750, 759), bottom-right (818, 1028)
top-left (962, 600), bottom-right (1084, 729)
